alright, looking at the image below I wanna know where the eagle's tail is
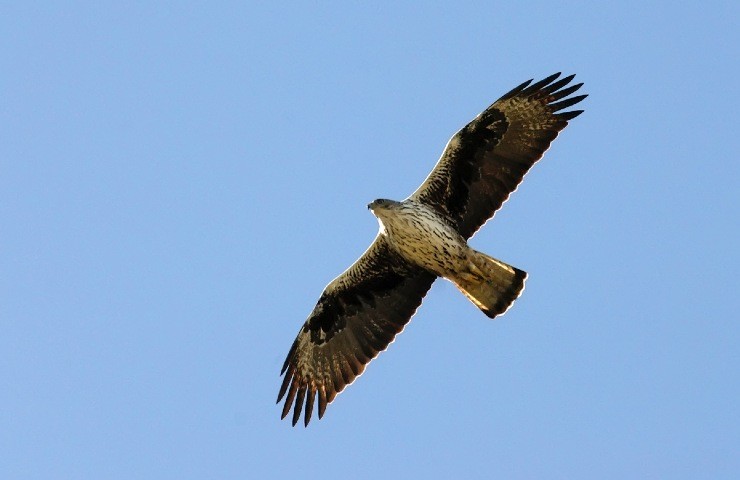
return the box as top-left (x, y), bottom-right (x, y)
top-left (452, 251), bottom-right (527, 319)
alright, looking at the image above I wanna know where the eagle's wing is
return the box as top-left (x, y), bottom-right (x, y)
top-left (409, 73), bottom-right (586, 239)
top-left (277, 235), bottom-right (436, 426)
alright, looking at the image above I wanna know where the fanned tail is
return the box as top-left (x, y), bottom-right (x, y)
top-left (452, 251), bottom-right (527, 319)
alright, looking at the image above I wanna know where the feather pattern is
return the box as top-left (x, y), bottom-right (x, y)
top-left (277, 237), bottom-right (435, 426)
top-left (409, 73), bottom-right (586, 238)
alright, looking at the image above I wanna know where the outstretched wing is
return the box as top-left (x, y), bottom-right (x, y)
top-left (410, 72), bottom-right (587, 238)
top-left (277, 236), bottom-right (436, 426)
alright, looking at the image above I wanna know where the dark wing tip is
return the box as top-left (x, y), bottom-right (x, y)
top-left (550, 94), bottom-right (588, 112)
top-left (280, 375), bottom-right (298, 420)
top-left (303, 387), bottom-right (316, 427)
top-left (513, 73), bottom-right (586, 103)
top-left (499, 78), bottom-right (534, 101)
top-left (520, 72), bottom-right (562, 96)
top-left (534, 75), bottom-right (586, 120)
top-left (318, 388), bottom-right (328, 419)
top-left (276, 369), bottom-right (292, 403)
top-left (547, 82), bottom-right (583, 102)
top-left (538, 75), bottom-right (576, 97)
top-left (494, 72), bottom-right (585, 106)
top-left (556, 109), bottom-right (585, 121)
top-left (291, 385), bottom-right (306, 426)
top-left (277, 368), bottom-right (321, 427)
top-left (280, 339), bottom-right (299, 375)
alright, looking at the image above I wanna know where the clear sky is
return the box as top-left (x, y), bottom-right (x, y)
top-left (2, 2), bottom-right (738, 479)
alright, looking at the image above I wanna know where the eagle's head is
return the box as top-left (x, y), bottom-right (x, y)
top-left (368, 199), bottom-right (400, 235)
top-left (367, 198), bottom-right (398, 212)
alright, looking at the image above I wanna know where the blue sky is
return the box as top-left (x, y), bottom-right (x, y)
top-left (2, 2), bottom-right (738, 478)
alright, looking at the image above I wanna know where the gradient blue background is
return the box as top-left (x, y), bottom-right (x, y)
top-left (2, 2), bottom-right (738, 478)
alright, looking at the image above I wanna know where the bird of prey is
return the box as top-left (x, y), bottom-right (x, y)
top-left (278, 72), bottom-right (586, 426)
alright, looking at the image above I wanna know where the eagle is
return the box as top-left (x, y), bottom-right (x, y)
top-left (278, 73), bottom-right (586, 426)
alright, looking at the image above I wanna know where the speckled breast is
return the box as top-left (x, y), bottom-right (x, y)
top-left (380, 201), bottom-right (469, 277)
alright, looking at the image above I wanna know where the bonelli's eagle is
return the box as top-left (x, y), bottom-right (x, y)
top-left (278, 73), bottom-right (586, 426)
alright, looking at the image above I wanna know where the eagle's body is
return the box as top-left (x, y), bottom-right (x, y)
top-left (369, 199), bottom-right (468, 278)
top-left (369, 198), bottom-right (525, 318)
top-left (278, 73), bottom-right (587, 426)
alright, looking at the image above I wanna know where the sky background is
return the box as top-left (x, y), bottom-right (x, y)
top-left (2, 2), bottom-right (738, 479)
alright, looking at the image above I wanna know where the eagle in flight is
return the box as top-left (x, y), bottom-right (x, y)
top-left (278, 73), bottom-right (586, 426)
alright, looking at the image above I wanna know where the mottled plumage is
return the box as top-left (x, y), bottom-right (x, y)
top-left (278, 73), bottom-right (586, 426)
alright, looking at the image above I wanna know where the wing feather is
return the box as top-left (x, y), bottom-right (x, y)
top-left (409, 73), bottom-right (587, 238)
top-left (318, 386), bottom-right (328, 419)
top-left (304, 386), bottom-right (316, 425)
top-left (277, 236), bottom-right (436, 426)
